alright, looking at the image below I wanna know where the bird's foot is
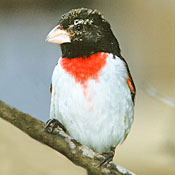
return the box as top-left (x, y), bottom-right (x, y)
top-left (96, 147), bottom-right (115, 168)
top-left (44, 119), bottom-right (66, 133)
top-left (96, 152), bottom-right (114, 168)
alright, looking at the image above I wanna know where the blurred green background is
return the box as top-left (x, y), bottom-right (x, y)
top-left (0, 0), bottom-right (174, 174)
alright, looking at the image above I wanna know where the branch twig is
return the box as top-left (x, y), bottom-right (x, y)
top-left (142, 84), bottom-right (175, 107)
top-left (0, 100), bottom-right (135, 175)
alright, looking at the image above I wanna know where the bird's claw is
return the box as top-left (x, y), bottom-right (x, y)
top-left (44, 119), bottom-right (66, 133)
top-left (96, 152), bottom-right (114, 168)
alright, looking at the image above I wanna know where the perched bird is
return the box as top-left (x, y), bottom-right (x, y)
top-left (44, 8), bottom-right (136, 166)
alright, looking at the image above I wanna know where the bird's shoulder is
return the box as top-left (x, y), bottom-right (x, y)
top-left (117, 55), bottom-right (136, 103)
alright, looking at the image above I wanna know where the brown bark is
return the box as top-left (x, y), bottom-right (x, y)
top-left (0, 100), bottom-right (135, 175)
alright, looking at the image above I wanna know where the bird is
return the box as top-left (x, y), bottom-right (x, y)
top-left (44, 8), bottom-right (136, 167)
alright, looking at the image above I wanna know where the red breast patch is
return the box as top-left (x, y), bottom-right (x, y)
top-left (60, 52), bottom-right (108, 83)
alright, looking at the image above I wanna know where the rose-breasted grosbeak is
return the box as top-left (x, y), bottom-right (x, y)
top-left (44, 8), bottom-right (136, 166)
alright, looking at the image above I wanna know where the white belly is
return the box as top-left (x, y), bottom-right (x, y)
top-left (50, 54), bottom-right (134, 153)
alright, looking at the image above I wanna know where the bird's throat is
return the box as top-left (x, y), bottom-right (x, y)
top-left (60, 52), bottom-right (108, 83)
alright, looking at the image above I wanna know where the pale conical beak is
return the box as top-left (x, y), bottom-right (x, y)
top-left (46, 25), bottom-right (71, 44)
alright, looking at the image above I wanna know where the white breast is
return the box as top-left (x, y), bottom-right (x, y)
top-left (50, 53), bottom-right (134, 153)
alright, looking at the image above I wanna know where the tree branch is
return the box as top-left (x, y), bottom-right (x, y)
top-left (0, 100), bottom-right (135, 175)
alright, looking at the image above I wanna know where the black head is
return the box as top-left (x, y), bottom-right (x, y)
top-left (47, 8), bottom-right (121, 58)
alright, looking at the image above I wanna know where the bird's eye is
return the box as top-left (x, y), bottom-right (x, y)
top-left (74, 19), bottom-right (84, 31)
top-left (74, 19), bottom-right (79, 25)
